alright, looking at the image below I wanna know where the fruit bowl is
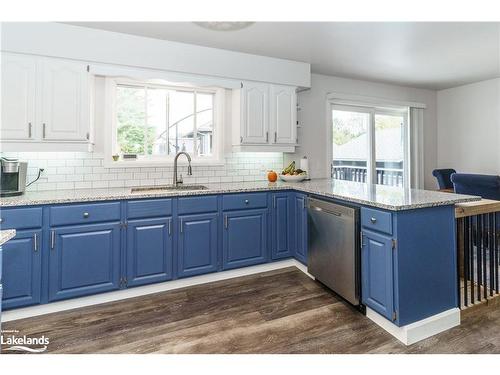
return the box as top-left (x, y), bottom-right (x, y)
top-left (279, 173), bottom-right (307, 182)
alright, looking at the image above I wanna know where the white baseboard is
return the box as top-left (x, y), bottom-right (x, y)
top-left (366, 307), bottom-right (461, 345)
top-left (2, 259), bottom-right (308, 322)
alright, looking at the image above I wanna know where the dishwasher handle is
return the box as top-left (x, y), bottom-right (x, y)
top-left (309, 204), bottom-right (342, 217)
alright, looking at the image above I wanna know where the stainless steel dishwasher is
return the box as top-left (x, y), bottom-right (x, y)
top-left (307, 197), bottom-right (360, 305)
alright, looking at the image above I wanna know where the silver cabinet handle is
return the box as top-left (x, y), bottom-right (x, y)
top-left (168, 219), bottom-right (172, 236)
top-left (273, 196), bottom-right (276, 208)
top-left (274, 132), bottom-right (277, 143)
top-left (360, 232), bottom-right (365, 247)
top-left (266, 131), bottom-right (269, 142)
top-left (303, 197), bottom-right (306, 210)
top-left (33, 233), bottom-right (38, 252)
top-left (28, 122), bottom-right (32, 138)
top-left (244, 199), bottom-right (249, 205)
top-left (0, 217), bottom-right (4, 224)
top-left (224, 215), bottom-right (228, 229)
top-left (83, 212), bottom-right (90, 218)
top-left (50, 230), bottom-right (55, 249)
top-left (370, 217), bottom-right (377, 224)
top-left (180, 218), bottom-right (183, 233)
top-left (43, 123), bottom-right (46, 138)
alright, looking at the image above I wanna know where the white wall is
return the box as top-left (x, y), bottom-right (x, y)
top-left (289, 73), bottom-right (438, 189)
top-left (437, 78), bottom-right (500, 176)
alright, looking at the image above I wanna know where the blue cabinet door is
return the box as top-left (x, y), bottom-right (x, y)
top-left (361, 230), bottom-right (395, 321)
top-left (178, 213), bottom-right (218, 278)
top-left (49, 222), bottom-right (121, 302)
top-left (1, 230), bottom-right (42, 309)
top-left (126, 217), bottom-right (173, 287)
top-left (294, 193), bottom-right (308, 264)
top-left (223, 209), bottom-right (268, 270)
top-left (271, 193), bottom-right (293, 260)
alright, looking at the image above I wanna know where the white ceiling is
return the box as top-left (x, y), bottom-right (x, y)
top-left (66, 22), bottom-right (500, 90)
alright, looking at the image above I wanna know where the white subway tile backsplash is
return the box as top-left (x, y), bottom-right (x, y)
top-left (83, 159), bottom-right (101, 167)
top-left (74, 181), bottom-right (92, 189)
top-left (48, 159), bottom-right (66, 167)
top-left (18, 152), bottom-right (283, 191)
top-left (108, 180), bottom-right (125, 188)
top-left (57, 182), bottom-right (75, 190)
top-left (92, 181), bottom-right (109, 189)
top-left (57, 166), bottom-right (75, 175)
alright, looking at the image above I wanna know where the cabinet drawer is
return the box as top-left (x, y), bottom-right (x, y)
top-left (178, 195), bottom-right (218, 215)
top-left (222, 192), bottom-right (268, 211)
top-left (0, 207), bottom-right (43, 230)
top-left (127, 199), bottom-right (172, 219)
top-left (361, 207), bottom-right (392, 235)
top-left (50, 202), bottom-right (121, 226)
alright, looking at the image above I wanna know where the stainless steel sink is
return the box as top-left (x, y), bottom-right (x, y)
top-left (130, 185), bottom-right (208, 194)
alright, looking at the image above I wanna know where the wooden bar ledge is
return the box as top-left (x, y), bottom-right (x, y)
top-left (455, 199), bottom-right (500, 218)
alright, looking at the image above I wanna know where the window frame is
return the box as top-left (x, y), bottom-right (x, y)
top-left (104, 77), bottom-right (225, 168)
top-left (329, 103), bottom-right (410, 189)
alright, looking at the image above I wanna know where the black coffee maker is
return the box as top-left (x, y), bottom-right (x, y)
top-left (0, 157), bottom-right (28, 197)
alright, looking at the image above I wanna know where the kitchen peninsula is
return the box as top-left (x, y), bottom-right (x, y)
top-left (0, 179), bottom-right (479, 345)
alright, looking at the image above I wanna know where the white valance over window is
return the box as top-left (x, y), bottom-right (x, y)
top-left (91, 63), bottom-right (242, 89)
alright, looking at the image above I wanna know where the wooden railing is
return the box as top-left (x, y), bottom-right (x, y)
top-left (455, 199), bottom-right (500, 308)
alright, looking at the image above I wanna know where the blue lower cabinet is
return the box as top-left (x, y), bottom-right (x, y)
top-left (126, 217), bottom-right (173, 287)
top-left (294, 193), bottom-right (308, 264)
top-left (1, 230), bottom-right (42, 309)
top-left (271, 193), bottom-right (293, 260)
top-left (177, 213), bottom-right (218, 278)
top-left (223, 209), bottom-right (268, 270)
top-left (361, 230), bottom-right (395, 321)
top-left (49, 222), bottom-right (121, 302)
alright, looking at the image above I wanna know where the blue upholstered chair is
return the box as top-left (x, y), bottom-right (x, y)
top-left (451, 173), bottom-right (500, 200)
top-left (432, 169), bottom-right (456, 190)
top-left (452, 173), bottom-right (500, 252)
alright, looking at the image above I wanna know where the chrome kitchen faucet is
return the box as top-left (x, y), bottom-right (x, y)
top-left (173, 151), bottom-right (193, 186)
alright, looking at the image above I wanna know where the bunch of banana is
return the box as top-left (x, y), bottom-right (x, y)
top-left (281, 161), bottom-right (296, 175)
top-left (282, 161), bottom-right (307, 176)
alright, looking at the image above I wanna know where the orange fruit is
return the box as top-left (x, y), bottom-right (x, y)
top-left (267, 170), bottom-right (278, 182)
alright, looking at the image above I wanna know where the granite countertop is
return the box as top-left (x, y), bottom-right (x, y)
top-left (0, 229), bottom-right (16, 246)
top-left (0, 179), bottom-right (479, 211)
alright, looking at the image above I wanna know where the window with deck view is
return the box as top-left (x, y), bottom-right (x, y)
top-left (112, 80), bottom-right (219, 162)
top-left (331, 104), bottom-right (409, 188)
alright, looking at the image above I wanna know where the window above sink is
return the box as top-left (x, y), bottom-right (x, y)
top-left (104, 77), bottom-right (225, 168)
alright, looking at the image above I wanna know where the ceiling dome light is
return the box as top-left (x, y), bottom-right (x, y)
top-left (194, 22), bottom-right (255, 32)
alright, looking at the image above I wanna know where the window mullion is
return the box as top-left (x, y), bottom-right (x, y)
top-left (368, 109), bottom-right (376, 185)
top-left (144, 86), bottom-right (148, 156)
top-left (166, 92), bottom-right (170, 155)
top-left (193, 91), bottom-right (198, 159)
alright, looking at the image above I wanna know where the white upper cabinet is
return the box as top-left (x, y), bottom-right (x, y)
top-left (0, 52), bottom-right (93, 151)
top-left (240, 82), bottom-right (269, 144)
top-left (232, 81), bottom-right (297, 152)
top-left (1, 53), bottom-right (37, 140)
top-left (270, 85), bottom-right (297, 145)
top-left (40, 58), bottom-right (90, 141)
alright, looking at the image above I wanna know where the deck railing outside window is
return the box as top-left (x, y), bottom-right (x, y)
top-left (331, 162), bottom-right (404, 187)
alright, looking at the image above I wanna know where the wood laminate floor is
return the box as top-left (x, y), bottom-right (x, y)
top-left (3, 267), bottom-right (500, 354)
